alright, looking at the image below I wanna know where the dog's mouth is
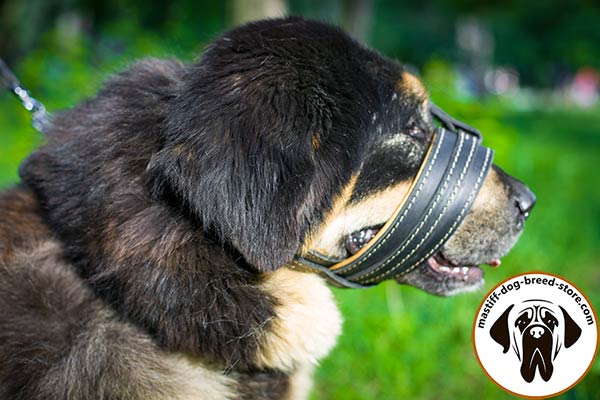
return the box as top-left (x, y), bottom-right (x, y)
top-left (345, 225), bottom-right (501, 294)
top-left (426, 251), bottom-right (484, 285)
top-left (344, 225), bottom-right (382, 255)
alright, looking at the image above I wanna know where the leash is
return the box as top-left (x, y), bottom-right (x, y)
top-left (292, 103), bottom-right (493, 288)
top-left (0, 57), bottom-right (49, 134)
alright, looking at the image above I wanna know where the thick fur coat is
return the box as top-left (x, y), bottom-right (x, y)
top-left (0, 17), bottom-right (534, 400)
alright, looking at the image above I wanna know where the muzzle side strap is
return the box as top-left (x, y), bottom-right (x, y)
top-left (348, 130), bottom-right (475, 283)
top-left (331, 129), bottom-right (455, 276)
top-left (288, 258), bottom-right (368, 289)
top-left (360, 143), bottom-right (493, 284)
top-left (302, 250), bottom-right (343, 267)
top-left (388, 146), bottom-right (493, 282)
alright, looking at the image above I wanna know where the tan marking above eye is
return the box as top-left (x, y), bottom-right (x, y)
top-left (304, 180), bottom-right (411, 257)
top-left (395, 71), bottom-right (431, 122)
top-left (397, 71), bottom-right (428, 99)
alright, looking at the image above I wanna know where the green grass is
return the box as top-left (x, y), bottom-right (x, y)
top-left (1, 64), bottom-right (599, 399)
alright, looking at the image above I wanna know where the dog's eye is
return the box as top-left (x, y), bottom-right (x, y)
top-left (541, 310), bottom-right (558, 327)
top-left (515, 314), bottom-right (531, 327)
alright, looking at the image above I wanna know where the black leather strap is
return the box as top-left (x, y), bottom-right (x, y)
top-left (355, 131), bottom-right (492, 284)
top-left (430, 102), bottom-right (481, 140)
top-left (291, 107), bottom-right (493, 288)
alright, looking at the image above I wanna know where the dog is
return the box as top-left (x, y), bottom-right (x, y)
top-left (0, 17), bottom-right (535, 399)
top-left (490, 300), bottom-right (581, 383)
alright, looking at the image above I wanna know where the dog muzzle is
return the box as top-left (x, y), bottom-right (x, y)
top-left (291, 104), bottom-right (494, 288)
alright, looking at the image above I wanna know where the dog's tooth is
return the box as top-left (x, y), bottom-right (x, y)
top-left (462, 267), bottom-right (469, 274)
top-left (452, 267), bottom-right (460, 274)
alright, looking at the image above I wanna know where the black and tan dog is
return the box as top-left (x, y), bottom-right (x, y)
top-left (0, 17), bottom-right (535, 399)
top-left (490, 300), bottom-right (581, 382)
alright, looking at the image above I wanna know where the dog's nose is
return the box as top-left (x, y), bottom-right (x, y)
top-left (495, 167), bottom-right (536, 222)
top-left (530, 326), bottom-right (544, 339)
top-left (513, 181), bottom-right (536, 220)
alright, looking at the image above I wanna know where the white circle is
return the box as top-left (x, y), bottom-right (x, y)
top-left (473, 272), bottom-right (598, 397)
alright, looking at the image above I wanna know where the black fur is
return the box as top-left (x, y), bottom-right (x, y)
top-left (19, 58), bottom-right (279, 368)
top-left (147, 17), bottom-right (381, 271)
top-left (18, 17), bottom-right (410, 366)
top-left (1, 16), bottom-right (432, 399)
top-left (0, 231), bottom-right (184, 400)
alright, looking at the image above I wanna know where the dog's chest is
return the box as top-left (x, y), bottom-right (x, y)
top-left (170, 269), bottom-right (342, 400)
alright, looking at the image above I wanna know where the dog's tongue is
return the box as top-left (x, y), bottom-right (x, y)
top-left (486, 259), bottom-right (501, 267)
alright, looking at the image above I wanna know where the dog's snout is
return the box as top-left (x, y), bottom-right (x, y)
top-left (513, 182), bottom-right (536, 220)
top-left (494, 167), bottom-right (536, 222)
top-left (529, 326), bottom-right (545, 339)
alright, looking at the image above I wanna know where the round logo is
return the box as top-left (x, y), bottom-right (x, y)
top-left (473, 272), bottom-right (598, 398)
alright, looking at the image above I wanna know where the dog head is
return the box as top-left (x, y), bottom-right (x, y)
top-left (20, 17), bottom-right (535, 296)
top-left (490, 301), bottom-right (582, 382)
top-left (148, 18), bottom-right (535, 294)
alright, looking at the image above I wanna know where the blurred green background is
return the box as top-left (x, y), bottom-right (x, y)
top-left (1, 0), bottom-right (599, 399)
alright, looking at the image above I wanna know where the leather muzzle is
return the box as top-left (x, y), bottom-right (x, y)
top-left (291, 104), bottom-right (494, 288)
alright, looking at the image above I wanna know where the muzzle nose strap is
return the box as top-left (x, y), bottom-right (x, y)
top-left (430, 102), bottom-right (482, 141)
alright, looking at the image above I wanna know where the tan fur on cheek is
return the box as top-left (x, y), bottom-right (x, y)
top-left (301, 174), bottom-right (358, 254)
top-left (310, 181), bottom-right (411, 257)
top-left (255, 269), bottom-right (342, 371)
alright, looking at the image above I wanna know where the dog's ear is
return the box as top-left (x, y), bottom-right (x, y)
top-left (559, 306), bottom-right (582, 348)
top-left (147, 66), bottom-right (330, 272)
top-left (147, 23), bottom-right (375, 272)
top-left (148, 135), bottom-right (318, 272)
top-left (490, 304), bottom-right (514, 353)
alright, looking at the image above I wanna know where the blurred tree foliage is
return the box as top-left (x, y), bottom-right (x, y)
top-left (1, 0), bottom-right (599, 87)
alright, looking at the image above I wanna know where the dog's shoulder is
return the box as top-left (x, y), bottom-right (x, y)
top-left (0, 186), bottom-right (339, 400)
top-left (0, 185), bottom-right (51, 263)
top-left (0, 187), bottom-right (243, 400)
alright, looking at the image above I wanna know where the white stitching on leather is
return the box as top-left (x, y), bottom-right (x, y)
top-left (290, 147), bottom-right (491, 285)
top-left (338, 129), bottom-right (447, 275)
top-left (356, 132), bottom-right (470, 281)
top-left (359, 133), bottom-right (476, 282)
top-left (388, 147), bottom-right (492, 281)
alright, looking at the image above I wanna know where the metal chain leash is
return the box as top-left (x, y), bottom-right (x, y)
top-left (0, 57), bottom-right (49, 134)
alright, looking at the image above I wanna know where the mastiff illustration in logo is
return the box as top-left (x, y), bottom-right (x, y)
top-left (490, 299), bottom-right (582, 382)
